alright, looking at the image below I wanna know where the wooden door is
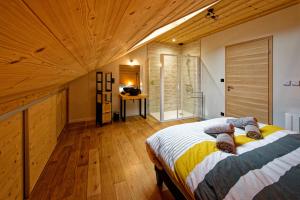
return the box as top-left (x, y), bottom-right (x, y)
top-left (225, 37), bottom-right (273, 124)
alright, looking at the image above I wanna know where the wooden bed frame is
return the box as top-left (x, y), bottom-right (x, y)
top-left (155, 166), bottom-right (188, 200)
top-left (146, 142), bottom-right (193, 200)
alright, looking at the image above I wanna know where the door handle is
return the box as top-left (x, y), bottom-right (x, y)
top-left (227, 86), bottom-right (234, 91)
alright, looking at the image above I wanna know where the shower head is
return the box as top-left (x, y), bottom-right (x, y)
top-left (186, 58), bottom-right (191, 66)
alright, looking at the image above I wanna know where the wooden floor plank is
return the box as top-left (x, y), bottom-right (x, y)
top-left (99, 159), bottom-right (117, 200)
top-left (29, 116), bottom-right (198, 200)
top-left (54, 149), bottom-right (78, 199)
top-left (115, 181), bottom-right (133, 200)
top-left (87, 149), bottom-right (101, 199)
top-left (72, 165), bottom-right (88, 200)
top-left (77, 136), bottom-right (90, 167)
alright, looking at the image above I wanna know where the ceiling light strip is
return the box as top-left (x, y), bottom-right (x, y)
top-left (132, 0), bottom-right (220, 48)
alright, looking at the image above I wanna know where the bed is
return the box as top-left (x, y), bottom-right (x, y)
top-left (146, 118), bottom-right (300, 200)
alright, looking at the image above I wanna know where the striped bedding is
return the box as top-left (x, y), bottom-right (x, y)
top-left (146, 118), bottom-right (300, 200)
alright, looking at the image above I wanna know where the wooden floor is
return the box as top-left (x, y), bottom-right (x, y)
top-left (29, 116), bottom-right (197, 200)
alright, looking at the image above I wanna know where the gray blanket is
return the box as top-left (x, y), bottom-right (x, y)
top-left (194, 134), bottom-right (300, 200)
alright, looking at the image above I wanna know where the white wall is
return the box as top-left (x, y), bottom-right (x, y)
top-left (201, 4), bottom-right (300, 127)
top-left (68, 46), bottom-right (147, 123)
top-left (68, 71), bottom-right (95, 123)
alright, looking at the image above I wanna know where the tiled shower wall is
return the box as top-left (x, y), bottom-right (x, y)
top-left (147, 40), bottom-right (201, 116)
top-left (163, 55), bottom-right (179, 112)
top-left (148, 42), bottom-right (181, 113)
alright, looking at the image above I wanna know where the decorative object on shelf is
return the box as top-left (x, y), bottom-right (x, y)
top-left (105, 72), bottom-right (112, 91)
top-left (97, 72), bottom-right (102, 81)
top-left (96, 72), bottom-right (103, 92)
top-left (96, 72), bottom-right (113, 126)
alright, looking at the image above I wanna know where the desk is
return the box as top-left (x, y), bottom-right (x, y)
top-left (119, 94), bottom-right (147, 121)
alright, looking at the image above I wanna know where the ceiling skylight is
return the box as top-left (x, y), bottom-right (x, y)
top-left (132, 0), bottom-right (220, 48)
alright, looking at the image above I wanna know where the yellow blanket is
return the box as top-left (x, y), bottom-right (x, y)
top-left (174, 125), bottom-right (283, 187)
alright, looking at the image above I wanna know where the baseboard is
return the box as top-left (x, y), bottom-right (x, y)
top-left (68, 114), bottom-right (146, 124)
top-left (68, 117), bottom-right (95, 124)
top-left (67, 119), bottom-right (96, 129)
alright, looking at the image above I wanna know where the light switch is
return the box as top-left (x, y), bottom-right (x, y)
top-left (283, 81), bottom-right (291, 86)
top-left (291, 81), bottom-right (300, 86)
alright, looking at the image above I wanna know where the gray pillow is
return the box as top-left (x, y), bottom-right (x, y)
top-left (227, 117), bottom-right (258, 129)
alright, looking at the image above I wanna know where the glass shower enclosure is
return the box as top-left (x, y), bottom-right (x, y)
top-left (149, 54), bottom-right (202, 121)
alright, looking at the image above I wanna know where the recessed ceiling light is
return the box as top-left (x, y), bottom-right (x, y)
top-left (131, 0), bottom-right (220, 49)
top-left (172, 38), bottom-right (176, 42)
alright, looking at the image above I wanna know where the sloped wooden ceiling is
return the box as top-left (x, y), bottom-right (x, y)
top-left (0, 0), bottom-right (216, 98)
top-left (156, 0), bottom-right (300, 44)
top-left (1, 0), bottom-right (299, 100)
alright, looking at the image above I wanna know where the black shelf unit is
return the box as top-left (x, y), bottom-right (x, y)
top-left (96, 72), bottom-right (113, 126)
top-left (96, 72), bottom-right (103, 126)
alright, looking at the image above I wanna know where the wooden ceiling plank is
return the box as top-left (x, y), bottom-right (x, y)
top-left (156, 0), bottom-right (216, 27)
top-left (140, 0), bottom-right (216, 45)
top-left (0, 0), bottom-right (86, 97)
top-left (158, 0), bottom-right (253, 41)
top-left (95, 0), bottom-right (174, 65)
top-left (158, 0), bottom-right (263, 42)
top-left (0, 61), bottom-right (79, 97)
top-left (95, 0), bottom-right (216, 66)
top-left (124, 0), bottom-right (215, 50)
top-left (1, 0), bottom-right (298, 100)
top-left (94, 0), bottom-right (133, 66)
top-left (0, 1), bottom-right (82, 69)
top-left (0, 44), bottom-right (85, 74)
top-left (124, 0), bottom-right (209, 44)
top-left (22, 0), bottom-right (96, 70)
top-left (180, 0), bottom-right (299, 43)
top-left (185, 0), bottom-right (299, 42)
top-left (156, 0), bottom-right (239, 42)
top-left (171, 0), bottom-right (265, 42)
top-left (156, 0), bottom-right (299, 44)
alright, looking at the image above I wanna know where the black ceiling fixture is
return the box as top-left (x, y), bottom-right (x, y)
top-left (206, 8), bottom-right (218, 21)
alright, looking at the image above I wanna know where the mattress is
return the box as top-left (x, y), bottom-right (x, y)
top-left (146, 118), bottom-right (300, 200)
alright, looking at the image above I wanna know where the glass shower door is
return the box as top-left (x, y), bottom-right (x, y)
top-left (150, 54), bottom-right (201, 121)
top-left (149, 58), bottom-right (161, 121)
top-left (180, 56), bottom-right (200, 119)
top-left (161, 54), bottom-right (179, 121)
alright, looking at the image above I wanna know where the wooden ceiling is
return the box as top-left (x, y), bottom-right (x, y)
top-left (156, 0), bottom-right (300, 44)
top-left (0, 0), bottom-right (216, 98)
top-left (0, 0), bottom-right (299, 100)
